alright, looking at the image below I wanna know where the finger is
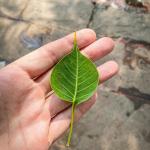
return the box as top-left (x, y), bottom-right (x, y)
top-left (97, 60), bottom-right (119, 82)
top-left (49, 94), bottom-right (71, 118)
top-left (82, 37), bottom-right (114, 60)
top-left (12, 29), bottom-right (96, 78)
top-left (48, 93), bottom-right (97, 144)
top-left (47, 61), bottom-right (119, 118)
top-left (36, 37), bottom-right (115, 93)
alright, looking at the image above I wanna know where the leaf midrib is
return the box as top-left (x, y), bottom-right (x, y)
top-left (73, 49), bottom-right (79, 103)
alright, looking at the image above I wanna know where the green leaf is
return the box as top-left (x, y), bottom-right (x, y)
top-left (50, 32), bottom-right (99, 146)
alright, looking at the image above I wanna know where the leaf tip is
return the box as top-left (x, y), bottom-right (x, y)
top-left (74, 32), bottom-right (77, 44)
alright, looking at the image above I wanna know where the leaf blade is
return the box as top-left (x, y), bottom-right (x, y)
top-left (50, 34), bottom-right (99, 105)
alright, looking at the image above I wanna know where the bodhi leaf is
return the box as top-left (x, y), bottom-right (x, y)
top-left (50, 32), bottom-right (99, 146)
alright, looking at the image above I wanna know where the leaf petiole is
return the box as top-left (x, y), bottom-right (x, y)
top-left (66, 102), bottom-right (76, 147)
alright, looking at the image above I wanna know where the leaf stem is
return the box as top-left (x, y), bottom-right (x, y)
top-left (66, 102), bottom-right (76, 147)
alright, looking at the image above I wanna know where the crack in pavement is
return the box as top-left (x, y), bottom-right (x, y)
top-left (0, 0), bottom-right (30, 22)
top-left (100, 86), bottom-right (150, 114)
top-left (0, 10), bottom-right (29, 23)
top-left (109, 35), bottom-right (150, 48)
top-left (0, 10), bottom-right (52, 32)
top-left (118, 87), bottom-right (150, 110)
top-left (86, 1), bottom-right (98, 28)
top-left (18, 0), bottom-right (30, 18)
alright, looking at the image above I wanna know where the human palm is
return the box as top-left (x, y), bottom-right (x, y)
top-left (0, 29), bottom-right (118, 150)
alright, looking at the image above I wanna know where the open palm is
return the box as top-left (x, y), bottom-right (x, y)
top-left (0, 29), bottom-right (118, 150)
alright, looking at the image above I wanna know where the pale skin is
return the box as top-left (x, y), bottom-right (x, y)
top-left (0, 29), bottom-right (119, 150)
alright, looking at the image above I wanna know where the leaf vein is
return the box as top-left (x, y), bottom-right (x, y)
top-left (78, 75), bottom-right (94, 86)
top-left (77, 80), bottom-right (97, 93)
top-left (62, 62), bottom-right (76, 79)
top-left (58, 72), bottom-right (75, 87)
top-left (78, 59), bottom-right (87, 68)
top-left (53, 86), bottom-right (72, 99)
top-left (78, 70), bottom-right (91, 79)
top-left (77, 93), bottom-right (91, 100)
top-left (59, 83), bottom-right (74, 97)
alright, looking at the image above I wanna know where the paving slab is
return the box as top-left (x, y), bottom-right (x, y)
top-left (0, 1), bottom-right (150, 150)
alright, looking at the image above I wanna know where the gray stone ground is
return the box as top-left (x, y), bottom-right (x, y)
top-left (0, 0), bottom-right (150, 150)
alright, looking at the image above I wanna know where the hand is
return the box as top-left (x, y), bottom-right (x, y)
top-left (0, 29), bottom-right (118, 150)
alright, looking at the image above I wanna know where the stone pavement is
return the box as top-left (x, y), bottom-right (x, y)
top-left (0, 0), bottom-right (150, 150)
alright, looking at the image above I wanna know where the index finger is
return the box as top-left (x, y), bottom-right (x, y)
top-left (12, 29), bottom-right (96, 78)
